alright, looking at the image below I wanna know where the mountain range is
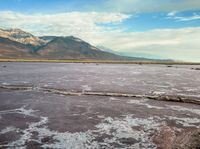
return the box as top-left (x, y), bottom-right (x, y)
top-left (0, 28), bottom-right (156, 61)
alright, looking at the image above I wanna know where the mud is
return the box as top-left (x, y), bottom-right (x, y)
top-left (0, 63), bottom-right (200, 148)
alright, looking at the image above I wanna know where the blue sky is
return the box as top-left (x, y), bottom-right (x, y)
top-left (0, 0), bottom-right (200, 62)
top-left (99, 11), bottom-right (200, 32)
top-left (0, 0), bottom-right (102, 13)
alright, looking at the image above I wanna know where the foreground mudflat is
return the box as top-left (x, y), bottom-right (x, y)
top-left (0, 63), bottom-right (200, 148)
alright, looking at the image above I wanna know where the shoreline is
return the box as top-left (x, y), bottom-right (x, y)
top-left (1, 84), bottom-right (200, 105)
top-left (0, 58), bottom-right (200, 65)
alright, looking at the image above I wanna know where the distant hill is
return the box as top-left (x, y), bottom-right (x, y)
top-left (0, 28), bottom-right (46, 46)
top-left (97, 46), bottom-right (118, 54)
top-left (0, 37), bottom-right (33, 58)
top-left (37, 36), bottom-right (130, 60)
top-left (0, 28), bottom-right (163, 61)
top-left (39, 36), bottom-right (58, 43)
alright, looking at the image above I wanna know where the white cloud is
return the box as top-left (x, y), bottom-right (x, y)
top-left (96, 27), bottom-right (200, 62)
top-left (0, 11), bottom-right (130, 36)
top-left (167, 11), bottom-right (177, 17)
top-left (0, 11), bottom-right (200, 62)
top-left (167, 13), bottom-right (200, 22)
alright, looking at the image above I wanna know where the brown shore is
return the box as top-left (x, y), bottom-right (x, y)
top-left (0, 58), bottom-right (200, 65)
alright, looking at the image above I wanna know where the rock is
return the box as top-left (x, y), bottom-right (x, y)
top-left (118, 137), bottom-right (138, 145)
top-left (41, 136), bottom-right (57, 144)
top-left (191, 68), bottom-right (200, 70)
top-left (25, 141), bottom-right (42, 149)
top-left (167, 65), bottom-right (173, 68)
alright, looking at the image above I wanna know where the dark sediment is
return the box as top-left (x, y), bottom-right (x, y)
top-left (1, 85), bottom-right (200, 105)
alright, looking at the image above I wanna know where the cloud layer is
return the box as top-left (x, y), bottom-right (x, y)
top-left (0, 11), bottom-right (200, 62)
top-left (96, 27), bottom-right (200, 62)
top-left (167, 11), bottom-right (200, 22)
top-left (0, 11), bottom-right (129, 35)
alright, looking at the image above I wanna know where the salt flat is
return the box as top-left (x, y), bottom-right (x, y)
top-left (0, 63), bottom-right (200, 148)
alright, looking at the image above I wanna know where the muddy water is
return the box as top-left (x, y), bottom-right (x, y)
top-left (0, 63), bottom-right (200, 148)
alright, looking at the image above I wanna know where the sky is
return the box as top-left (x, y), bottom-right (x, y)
top-left (0, 0), bottom-right (200, 62)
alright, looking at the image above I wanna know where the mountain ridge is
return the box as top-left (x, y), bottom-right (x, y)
top-left (0, 28), bottom-right (129, 60)
top-left (0, 37), bottom-right (33, 58)
top-left (0, 28), bottom-right (165, 61)
top-left (0, 28), bottom-right (46, 46)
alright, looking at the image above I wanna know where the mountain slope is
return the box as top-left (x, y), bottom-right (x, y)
top-left (39, 36), bottom-right (58, 43)
top-left (0, 37), bottom-right (32, 58)
top-left (37, 36), bottom-right (126, 60)
top-left (0, 28), bottom-right (162, 61)
top-left (0, 28), bottom-right (46, 46)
